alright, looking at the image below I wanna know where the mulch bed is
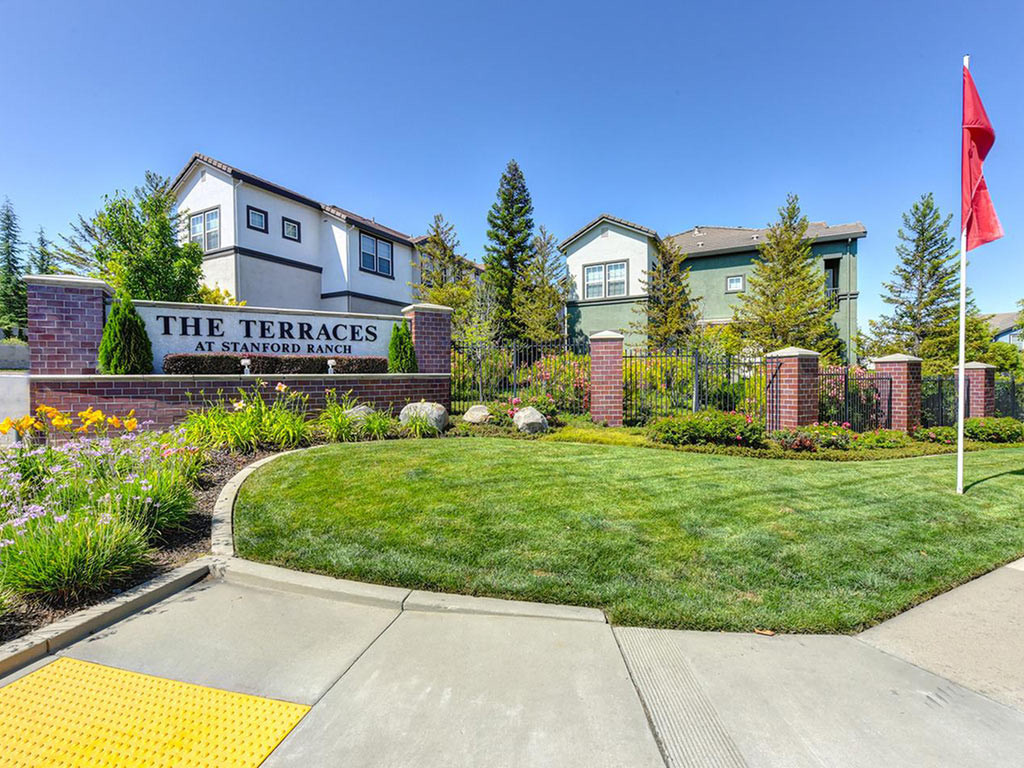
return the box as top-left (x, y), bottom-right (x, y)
top-left (0, 449), bottom-right (274, 645)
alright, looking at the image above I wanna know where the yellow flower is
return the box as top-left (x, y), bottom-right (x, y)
top-left (52, 415), bottom-right (72, 430)
top-left (107, 415), bottom-right (122, 429)
top-left (0, 417), bottom-right (12, 435)
top-left (15, 415), bottom-right (41, 435)
top-left (275, 382), bottom-right (288, 393)
top-left (123, 417), bottom-right (138, 432)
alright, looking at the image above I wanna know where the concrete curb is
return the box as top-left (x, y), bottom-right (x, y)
top-left (0, 558), bottom-right (213, 679)
top-left (222, 558), bottom-right (409, 610)
top-left (211, 450), bottom-right (300, 559)
top-left (216, 447), bottom-right (610, 624)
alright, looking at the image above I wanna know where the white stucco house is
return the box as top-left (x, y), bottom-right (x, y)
top-left (171, 154), bottom-right (426, 314)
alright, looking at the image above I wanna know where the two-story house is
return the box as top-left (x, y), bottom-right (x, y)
top-left (171, 154), bottom-right (423, 314)
top-left (560, 214), bottom-right (865, 358)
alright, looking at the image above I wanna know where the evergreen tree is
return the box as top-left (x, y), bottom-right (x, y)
top-left (514, 226), bottom-right (571, 343)
top-left (59, 171), bottom-right (203, 301)
top-left (731, 194), bottom-right (842, 361)
top-left (97, 294), bottom-right (153, 374)
top-left (917, 308), bottom-right (991, 374)
top-left (412, 214), bottom-right (475, 335)
top-left (29, 227), bottom-right (57, 274)
top-left (0, 197), bottom-right (27, 336)
top-left (482, 160), bottom-right (535, 341)
top-left (458, 282), bottom-right (501, 346)
top-left (865, 194), bottom-right (959, 358)
top-left (387, 319), bottom-right (418, 373)
top-left (630, 237), bottom-right (701, 348)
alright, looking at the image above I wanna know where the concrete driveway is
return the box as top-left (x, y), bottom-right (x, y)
top-left (3, 558), bottom-right (1024, 767)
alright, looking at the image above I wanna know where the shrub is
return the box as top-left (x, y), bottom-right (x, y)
top-left (98, 294), bottom-right (152, 374)
top-left (913, 426), bottom-right (957, 445)
top-left (360, 410), bottom-right (399, 440)
top-left (649, 410), bottom-right (766, 448)
top-left (770, 429), bottom-right (817, 452)
top-left (401, 412), bottom-right (439, 438)
top-left (163, 353), bottom-right (386, 375)
top-left (519, 352), bottom-right (590, 412)
top-left (388, 319), bottom-right (418, 373)
top-left (182, 382), bottom-right (310, 452)
top-left (0, 511), bottom-right (150, 604)
top-left (804, 423), bottom-right (854, 450)
top-left (964, 417), bottom-right (1024, 443)
top-left (316, 389), bottom-right (361, 442)
top-left (0, 336), bottom-right (27, 346)
top-left (854, 429), bottom-right (912, 449)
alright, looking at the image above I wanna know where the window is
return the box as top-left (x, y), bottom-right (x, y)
top-left (606, 262), bottom-right (626, 297)
top-left (725, 275), bottom-right (744, 293)
top-left (583, 261), bottom-right (627, 300)
top-left (188, 207), bottom-right (220, 251)
top-left (246, 205), bottom-right (268, 233)
top-left (360, 233), bottom-right (394, 277)
top-left (584, 265), bottom-right (604, 299)
top-left (282, 217), bottom-right (301, 242)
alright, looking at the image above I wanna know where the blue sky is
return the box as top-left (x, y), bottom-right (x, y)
top-left (1, 0), bottom-right (1021, 325)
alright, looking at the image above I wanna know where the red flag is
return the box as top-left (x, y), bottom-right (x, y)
top-left (962, 65), bottom-right (1003, 251)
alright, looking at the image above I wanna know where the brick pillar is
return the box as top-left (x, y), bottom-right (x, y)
top-left (402, 303), bottom-right (452, 374)
top-left (962, 362), bottom-right (996, 418)
top-left (26, 275), bottom-right (113, 375)
top-left (590, 331), bottom-right (624, 427)
top-left (765, 347), bottom-right (820, 430)
top-left (874, 353), bottom-right (923, 432)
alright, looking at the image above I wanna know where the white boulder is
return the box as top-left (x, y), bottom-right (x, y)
top-left (513, 406), bottom-right (548, 434)
top-left (462, 404), bottom-right (492, 424)
top-left (399, 401), bottom-right (449, 432)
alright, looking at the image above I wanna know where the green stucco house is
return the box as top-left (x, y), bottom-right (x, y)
top-left (561, 214), bottom-right (865, 359)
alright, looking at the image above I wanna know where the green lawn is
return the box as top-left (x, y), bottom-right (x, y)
top-left (234, 439), bottom-right (1024, 633)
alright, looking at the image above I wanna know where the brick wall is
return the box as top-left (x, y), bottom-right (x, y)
top-left (403, 304), bottom-right (452, 374)
top-left (26, 276), bottom-right (112, 375)
top-left (963, 363), bottom-right (996, 418)
top-left (766, 348), bottom-right (820, 429)
top-left (30, 374), bottom-right (451, 431)
top-left (590, 332), bottom-right (624, 427)
top-left (874, 354), bottom-right (922, 432)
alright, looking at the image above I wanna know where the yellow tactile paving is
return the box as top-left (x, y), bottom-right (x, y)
top-left (0, 657), bottom-right (309, 767)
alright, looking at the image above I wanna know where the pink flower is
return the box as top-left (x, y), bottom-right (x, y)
top-left (511, 397), bottom-right (521, 406)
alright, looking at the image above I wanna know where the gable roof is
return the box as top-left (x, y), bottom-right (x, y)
top-left (558, 213), bottom-right (660, 251)
top-left (986, 312), bottom-right (1019, 335)
top-left (665, 222), bottom-right (867, 257)
top-left (170, 153), bottom-right (415, 245)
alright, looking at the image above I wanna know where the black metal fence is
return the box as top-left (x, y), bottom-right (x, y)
top-left (817, 368), bottom-right (893, 431)
top-left (996, 374), bottom-right (1022, 420)
top-left (921, 375), bottom-right (969, 427)
top-left (450, 341), bottom-right (591, 415)
top-left (622, 349), bottom-right (776, 426)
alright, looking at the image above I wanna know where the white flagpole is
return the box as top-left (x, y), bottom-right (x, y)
top-left (956, 54), bottom-right (970, 495)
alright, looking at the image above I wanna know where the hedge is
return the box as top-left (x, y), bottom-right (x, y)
top-left (162, 353), bottom-right (387, 375)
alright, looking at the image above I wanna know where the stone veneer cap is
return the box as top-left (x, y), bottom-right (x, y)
top-left (961, 361), bottom-right (997, 369)
top-left (401, 302), bottom-right (453, 315)
top-left (590, 330), bottom-right (625, 340)
top-left (765, 346), bottom-right (820, 358)
top-left (24, 273), bottom-right (114, 294)
top-left (873, 353), bottom-right (924, 363)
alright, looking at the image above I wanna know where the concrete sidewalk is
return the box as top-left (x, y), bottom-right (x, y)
top-left (3, 558), bottom-right (1024, 767)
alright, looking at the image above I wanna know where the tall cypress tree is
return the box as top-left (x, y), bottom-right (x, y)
top-left (731, 194), bottom-right (842, 361)
top-left (866, 194), bottom-right (959, 358)
top-left (630, 237), bottom-right (701, 348)
top-left (482, 160), bottom-right (535, 342)
top-left (29, 227), bottom-right (57, 274)
top-left (0, 197), bottom-right (27, 336)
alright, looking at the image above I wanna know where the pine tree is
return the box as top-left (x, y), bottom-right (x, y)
top-left (98, 294), bottom-right (153, 374)
top-left (865, 194), bottom-right (959, 358)
top-left (412, 214), bottom-right (475, 335)
top-left (387, 319), bottom-right (418, 373)
top-left (731, 194), bottom-right (842, 361)
top-left (29, 227), bottom-right (57, 274)
top-left (514, 226), bottom-right (571, 343)
top-left (630, 237), bottom-right (701, 348)
top-left (59, 171), bottom-right (203, 301)
top-left (0, 197), bottom-right (27, 336)
top-left (482, 160), bottom-right (535, 342)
